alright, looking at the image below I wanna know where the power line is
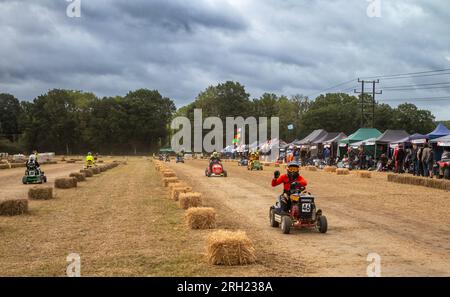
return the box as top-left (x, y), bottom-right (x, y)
top-left (306, 78), bottom-right (357, 97)
top-left (379, 72), bottom-right (450, 80)
top-left (383, 81), bottom-right (450, 89)
top-left (383, 85), bottom-right (450, 91)
top-left (361, 68), bottom-right (450, 80)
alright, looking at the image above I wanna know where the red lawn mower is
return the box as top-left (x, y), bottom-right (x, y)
top-left (205, 162), bottom-right (228, 177)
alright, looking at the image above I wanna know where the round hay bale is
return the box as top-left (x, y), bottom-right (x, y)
top-left (185, 207), bottom-right (216, 229)
top-left (162, 177), bottom-right (179, 187)
top-left (171, 186), bottom-right (193, 201)
top-left (54, 177), bottom-right (77, 189)
top-left (336, 168), bottom-right (350, 175)
top-left (69, 172), bottom-right (86, 182)
top-left (179, 192), bottom-right (202, 209)
top-left (207, 230), bottom-right (256, 265)
top-left (0, 199), bottom-right (29, 216)
top-left (28, 186), bottom-right (53, 200)
top-left (356, 171), bottom-right (372, 178)
top-left (324, 166), bottom-right (337, 173)
top-left (92, 167), bottom-right (101, 175)
top-left (80, 169), bottom-right (94, 177)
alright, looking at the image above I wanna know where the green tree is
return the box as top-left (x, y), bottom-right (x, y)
top-left (0, 93), bottom-right (22, 142)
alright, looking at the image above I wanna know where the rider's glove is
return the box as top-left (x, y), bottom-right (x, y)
top-left (274, 170), bottom-right (280, 179)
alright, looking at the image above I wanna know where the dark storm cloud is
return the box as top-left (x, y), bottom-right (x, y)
top-left (0, 0), bottom-right (449, 119)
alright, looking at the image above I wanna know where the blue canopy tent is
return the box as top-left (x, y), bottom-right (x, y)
top-left (428, 123), bottom-right (450, 139)
top-left (428, 124), bottom-right (450, 161)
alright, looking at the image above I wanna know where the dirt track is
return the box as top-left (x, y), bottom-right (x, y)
top-left (0, 163), bottom-right (83, 201)
top-left (166, 159), bottom-right (450, 276)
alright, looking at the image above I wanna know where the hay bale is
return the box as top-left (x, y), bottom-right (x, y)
top-left (387, 174), bottom-right (450, 191)
top-left (305, 166), bottom-right (317, 172)
top-left (92, 167), bottom-right (101, 175)
top-left (171, 186), bottom-right (193, 201)
top-left (356, 171), bottom-right (372, 178)
top-left (0, 199), bottom-right (28, 216)
top-left (69, 172), bottom-right (86, 182)
top-left (0, 164), bottom-right (9, 170)
top-left (80, 169), bottom-right (94, 177)
top-left (207, 230), bottom-right (256, 266)
top-left (162, 171), bottom-right (176, 178)
top-left (324, 166), bottom-right (337, 173)
top-left (162, 177), bottom-right (179, 187)
top-left (336, 168), bottom-right (350, 175)
top-left (179, 192), bottom-right (202, 209)
top-left (185, 207), bottom-right (216, 229)
top-left (28, 186), bottom-right (53, 200)
top-left (54, 177), bottom-right (77, 189)
top-left (66, 160), bottom-right (76, 164)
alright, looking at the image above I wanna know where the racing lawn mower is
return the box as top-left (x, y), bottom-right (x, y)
top-left (176, 155), bottom-right (185, 163)
top-left (437, 151), bottom-right (450, 180)
top-left (237, 158), bottom-right (248, 167)
top-left (22, 163), bottom-right (47, 184)
top-left (205, 161), bottom-right (227, 177)
top-left (248, 159), bottom-right (263, 171)
top-left (269, 182), bottom-right (327, 234)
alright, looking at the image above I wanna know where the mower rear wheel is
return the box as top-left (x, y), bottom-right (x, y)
top-left (281, 216), bottom-right (292, 234)
top-left (318, 215), bottom-right (328, 233)
top-left (269, 208), bottom-right (279, 228)
top-left (223, 171), bottom-right (228, 177)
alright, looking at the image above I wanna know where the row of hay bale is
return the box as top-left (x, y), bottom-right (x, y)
top-left (152, 160), bottom-right (256, 266)
top-left (322, 166), bottom-right (371, 178)
top-left (387, 174), bottom-right (450, 191)
top-left (0, 162), bottom-right (121, 217)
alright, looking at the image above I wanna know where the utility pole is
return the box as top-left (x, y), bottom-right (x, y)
top-left (354, 79), bottom-right (366, 127)
top-left (371, 80), bottom-right (382, 128)
top-left (355, 79), bottom-right (382, 128)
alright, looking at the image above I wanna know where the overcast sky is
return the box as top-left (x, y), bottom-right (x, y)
top-left (1, 0), bottom-right (450, 119)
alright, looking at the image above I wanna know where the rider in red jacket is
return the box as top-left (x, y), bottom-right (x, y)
top-left (272, 162), bottom-right (307, 212)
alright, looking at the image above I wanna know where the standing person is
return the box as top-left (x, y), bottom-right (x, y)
top-left (323, 146), bottom-right (331, 165)
top-left (397, 145), bottom-right (406, 173)
top-left (416, 146), bottom-right (424, 176)
top-left (411, 144), bottom-right (418, 176)
top-left (427, 148), bottom-right (435, 178)
top-left (421, 144), bottom-right (431, 177)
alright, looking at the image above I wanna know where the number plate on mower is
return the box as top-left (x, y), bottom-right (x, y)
top-left (302, 203), bottom-right (311, 213)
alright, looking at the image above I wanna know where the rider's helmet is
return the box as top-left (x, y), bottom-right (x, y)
top-left (213, 152), bottom-right (219, 158)
top-left (28, 154), bottom-right (36, 163)
top-left (88, 152), bottom-right (92, 156)
top-left (287, 161), bottom-right (300, 180)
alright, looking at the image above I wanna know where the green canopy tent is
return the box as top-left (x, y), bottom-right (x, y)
top-left (338, 128), bottom-right (382, 157)
top-left (159, 148), bottom-right (175, 154)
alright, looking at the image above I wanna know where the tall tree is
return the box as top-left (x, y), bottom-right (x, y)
top-left (0, 93), bottom-right (22, 142)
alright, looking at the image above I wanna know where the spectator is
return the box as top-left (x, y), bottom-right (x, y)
top-left (421, 144), bottom-right (431, 177)
top-left (427, 148), bottom-right (434, 178)
top-left (416, 146), bottom-right (424, 176)
top-left (323, 146), bottom-right (331, 165)
top-left (396, 145), bottom-right (405, 173)
top-left (411, 144), bottom-right (418, 176)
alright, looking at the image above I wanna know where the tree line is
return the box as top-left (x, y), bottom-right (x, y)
top-left (0, 81), bottom-right (446, 154)
top-left (0, 89), bottom-right (175, 154)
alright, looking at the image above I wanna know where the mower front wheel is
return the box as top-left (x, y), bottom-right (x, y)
top-left (318, 215), bottom-right (328, 233)
top-left (281, 216), bottom-right (292, 234)
top-left (269, 208), bottom-right (279, 228)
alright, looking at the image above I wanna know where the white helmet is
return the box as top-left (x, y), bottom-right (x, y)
top-left (29, 154), bottom-right (36, 162)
